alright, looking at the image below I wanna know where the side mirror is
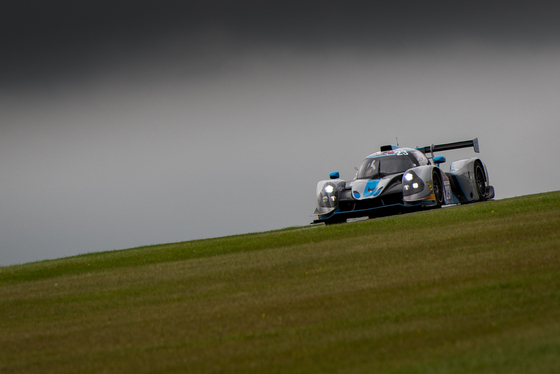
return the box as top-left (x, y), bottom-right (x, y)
top-left (433, 156), bottom-right (446, 167)
top-left (329, 171), bottom-right (340, 179)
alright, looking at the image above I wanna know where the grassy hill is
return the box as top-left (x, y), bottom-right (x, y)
top-left (1, 191), bottom-right (559, 373)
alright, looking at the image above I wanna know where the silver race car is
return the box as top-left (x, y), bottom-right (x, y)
top-left (313, 138), bottom-right (495, 224)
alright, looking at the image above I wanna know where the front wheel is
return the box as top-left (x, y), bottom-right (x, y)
top-left (432, 170), bottom-right (444, 207)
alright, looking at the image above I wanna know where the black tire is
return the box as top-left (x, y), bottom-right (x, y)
top-left (432, 170), bottom-right (444, 207)
top-left (474, 161), bottom-right (487, 201)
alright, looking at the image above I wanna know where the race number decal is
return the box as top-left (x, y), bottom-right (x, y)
top-left (442, 173), bottom-right (452, 202)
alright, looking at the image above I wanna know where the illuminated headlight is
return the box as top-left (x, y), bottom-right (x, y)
top-left (318, 183), bottom-right (339, 208)
top-left (403, 171), bottom-right (424, 196)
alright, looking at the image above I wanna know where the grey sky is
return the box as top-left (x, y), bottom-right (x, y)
top-left (2, 1), bottom-right (560, 265)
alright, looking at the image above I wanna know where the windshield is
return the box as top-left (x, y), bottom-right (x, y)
top-left (356, 155), bottom-right (417, 179)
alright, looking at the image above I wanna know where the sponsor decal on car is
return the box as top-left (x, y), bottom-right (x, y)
top-left (442, 173), bottom-right (452, 201)
top-left (369, 150), bottom-right (409, 158)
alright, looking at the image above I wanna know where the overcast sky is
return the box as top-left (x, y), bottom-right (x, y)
top-left (2, 1), bottom-right (560, 265)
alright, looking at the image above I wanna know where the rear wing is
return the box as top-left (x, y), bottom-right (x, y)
top-left (416, 138), bottom-right (479, 157)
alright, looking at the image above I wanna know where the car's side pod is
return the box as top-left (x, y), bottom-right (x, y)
top-left (449, 158), bottom-right (495, 202)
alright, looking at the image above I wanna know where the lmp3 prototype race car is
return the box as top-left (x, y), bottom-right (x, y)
top-left (312, 138), bottom-right (495, 224)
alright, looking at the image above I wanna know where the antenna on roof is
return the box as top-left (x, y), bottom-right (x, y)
top-left (396, 137), bottom-right (399, 146)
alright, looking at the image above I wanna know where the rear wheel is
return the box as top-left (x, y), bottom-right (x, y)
top-left (432, 170), bottom-right (444, 207)
top-left (474, 161), bottom-right (487, 201)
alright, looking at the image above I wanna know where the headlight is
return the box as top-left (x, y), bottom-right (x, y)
top-left (318, 183), bottom-right (339, 208)
top-left (403, 171), bottom-right (424, 196)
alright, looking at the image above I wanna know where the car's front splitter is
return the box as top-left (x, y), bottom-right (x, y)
top-left (312, 203), bottom-right (414, 224)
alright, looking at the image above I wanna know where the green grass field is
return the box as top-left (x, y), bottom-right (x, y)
top-left (1, 191), bottom-right (559, 373)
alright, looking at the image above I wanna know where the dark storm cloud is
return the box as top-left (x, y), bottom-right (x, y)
top-left (3, 1), bottom-right (560, 87)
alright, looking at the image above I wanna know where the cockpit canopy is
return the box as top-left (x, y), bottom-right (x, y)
top-left (355, 150), bottom-right (426, 180)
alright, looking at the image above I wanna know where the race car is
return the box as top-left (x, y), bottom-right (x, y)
top-left (312, 138), bottom-right (495, 224)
